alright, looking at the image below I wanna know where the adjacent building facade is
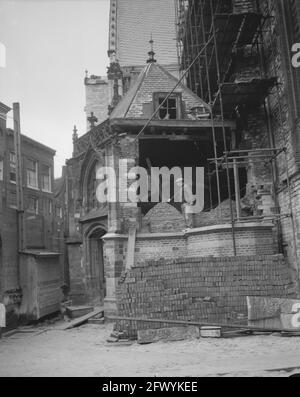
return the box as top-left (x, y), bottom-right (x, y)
top-left (0, 102), bottom-right (64, 327)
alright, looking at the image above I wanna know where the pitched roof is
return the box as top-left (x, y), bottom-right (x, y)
top-left (110, 0), bottom-right (179, 68)
top-left (110, 62), bottom-right (210, 120)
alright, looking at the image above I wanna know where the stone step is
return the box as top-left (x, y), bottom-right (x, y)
top-left (66, 305), bottom-right (94, 319)
top-left (87, 317), bottom-right (105, 325)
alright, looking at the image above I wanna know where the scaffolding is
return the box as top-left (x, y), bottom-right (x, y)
top-left (174, 0), bottom-right (298, 259)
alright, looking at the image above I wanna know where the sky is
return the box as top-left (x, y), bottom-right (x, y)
top-left (0, 0), bottom-right (110, 176)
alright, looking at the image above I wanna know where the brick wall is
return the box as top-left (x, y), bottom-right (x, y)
top-left (187, 224), bottom-right (276, 257)
top-left (116, 254), bottom-right (298, 338)
top-left (134, 235), bottom-right (187, 263)
top-left (261, 0), bottom-right (300, 274)
top-left (142, 202), bottom-right (186, 233)
top-left (121, 222), bottom-right (276, 265)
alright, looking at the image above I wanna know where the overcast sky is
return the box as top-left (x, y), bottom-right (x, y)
top-left (0, 0), bottom-right (110, 176)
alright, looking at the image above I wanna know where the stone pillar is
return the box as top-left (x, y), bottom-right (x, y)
top-left (103, 135), bottom-right (140, 314)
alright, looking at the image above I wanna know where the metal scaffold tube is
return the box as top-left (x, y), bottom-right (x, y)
top-left (209, 0), bottom-right (237, 255)
top-left (200, 0), bottom-right (222, 216)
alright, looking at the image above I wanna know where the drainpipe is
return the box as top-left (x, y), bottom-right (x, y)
top-left (13, 103), bottom-right (25, 287)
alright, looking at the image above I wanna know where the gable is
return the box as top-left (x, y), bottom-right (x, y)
top-left (110, 62), bottom-right (210, 120)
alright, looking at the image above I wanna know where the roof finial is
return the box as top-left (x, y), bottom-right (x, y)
top-left (72, 125), bottom-right (78, 142)
top-left (147, 34), bottom-right (157, 64)
top-left (87, 112), bottom-right (98, 129)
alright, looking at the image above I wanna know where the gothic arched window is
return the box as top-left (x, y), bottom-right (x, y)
top-left (87, 162), bottom-right (100, 212)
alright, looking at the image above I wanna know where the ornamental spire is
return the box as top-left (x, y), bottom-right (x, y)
top-left (146, 35), bottom-right (157, 63)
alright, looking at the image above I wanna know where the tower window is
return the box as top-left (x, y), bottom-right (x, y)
top-left (154, 93), bottom-right (182, 120)
top-left (159, 97), bottom-right (177, 119)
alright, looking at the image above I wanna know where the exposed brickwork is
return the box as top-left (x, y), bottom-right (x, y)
top-left (142, 203), bottom-right (186, 233)
top-left (133, 223), bottom-right (276, 264)
top-left (259, 0), bottom-right (300, 274)
top-left (116, 254), bottom-right (298, 338)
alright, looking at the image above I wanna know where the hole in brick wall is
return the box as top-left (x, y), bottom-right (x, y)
top-left (138, 137), bottom-right (246, 215)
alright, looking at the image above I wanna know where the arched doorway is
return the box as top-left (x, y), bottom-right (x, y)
top-left (86, 226), bottom-right (106, 305)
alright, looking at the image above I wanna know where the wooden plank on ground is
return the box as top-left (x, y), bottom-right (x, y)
top-left (247, 297), bottom-right (300, 331)
top-left (60, 307), bottom-right (104, 330)
top-left (137, 326), bottom-right (200, 344)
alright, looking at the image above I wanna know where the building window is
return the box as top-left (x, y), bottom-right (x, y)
top-left (154, 93), bottom-right (182, 120)
top-left (49, 200), bottom-right (52, 214)
top-left (56, 206), bottom-right (62, 218)
top-left (27, 197), bottom-right (38, 214)
top-left (27, 159), bottom-right (38, 189)
top-left (9, 191), bottom-right (17, 209)
top-left (9, 152), bottom-right (16, 183)
top-left (41, 164), bottom-right (51, 192)
top-left (87, 162), bottom-right (102, 211)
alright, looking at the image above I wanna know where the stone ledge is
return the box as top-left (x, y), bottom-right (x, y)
top-left (186, 222), bottom-right (274, 236)
top-left (103, 222), bottom-right (274, 241)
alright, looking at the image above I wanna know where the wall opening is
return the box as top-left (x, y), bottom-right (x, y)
top-left (87, 227), bottom-right (106, 303)
top-left (138, 137), bottom-right (246, 217)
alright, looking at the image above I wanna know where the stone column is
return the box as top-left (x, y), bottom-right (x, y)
top-left (103, 135), bottom-right (140, 314)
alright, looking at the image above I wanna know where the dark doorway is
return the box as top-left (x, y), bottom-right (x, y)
top-left (88, 228), bottom-right (106, 304)
top-left (138, 137), bottom-right (247, 215)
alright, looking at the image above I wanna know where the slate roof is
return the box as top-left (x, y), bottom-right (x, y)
top-left (110, 0), bottom-right (179, 68)
top-left (110, 62), bottom-right (211, 120)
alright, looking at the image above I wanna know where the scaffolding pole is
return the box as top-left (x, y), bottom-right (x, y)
top-left (200, 0), bottom-right (222, 214)
top-left (210, 0), bottom-right (236, 256)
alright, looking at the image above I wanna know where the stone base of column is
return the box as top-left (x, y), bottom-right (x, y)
top-left (104, 297), bottom-right (117, 315)
top-left (104, 276), bottom-right (118, 315)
